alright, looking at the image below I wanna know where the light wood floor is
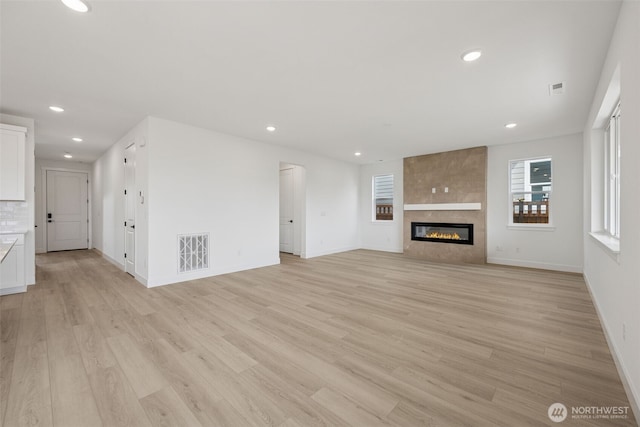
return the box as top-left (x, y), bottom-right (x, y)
top-left (0, 249), bottom-right (636, 427)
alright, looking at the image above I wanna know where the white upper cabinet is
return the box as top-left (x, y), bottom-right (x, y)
top-left (0, 123), bottom-right (27, 201)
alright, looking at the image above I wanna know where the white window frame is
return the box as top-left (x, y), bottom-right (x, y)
top-left (604, 102), bottom-right (621, 239)
top-left (372, 174), bottom-right (394, 222)
top-left (508, 156), bottom-right (553, 228)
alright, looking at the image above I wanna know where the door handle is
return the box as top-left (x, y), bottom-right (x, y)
top-left (47, 213), bottom-right (52, 219)
top-left (48, 220), bottom-right (54, 223)
top-left (289, 220), bottom-right (293, 223)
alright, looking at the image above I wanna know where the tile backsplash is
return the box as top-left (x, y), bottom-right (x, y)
top-left (0, 201), bottom-right (29, 232)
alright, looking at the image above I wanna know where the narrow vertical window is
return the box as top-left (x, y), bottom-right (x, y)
top-left (604, 102), bottom-right (621, 238)
top-left (373, 174), bottom-right (394, 221)
top-left (509, 158), bottom-right (552, 225)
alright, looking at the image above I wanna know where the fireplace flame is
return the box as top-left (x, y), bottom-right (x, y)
top-left (426, 231), bottom-right (462, 240)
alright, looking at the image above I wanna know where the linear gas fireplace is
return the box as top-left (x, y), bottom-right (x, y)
top-left (411, 222), bottom-right (474, 245)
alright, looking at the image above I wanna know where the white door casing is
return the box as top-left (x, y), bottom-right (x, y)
top-left (279, 168), bottom-right (294, 253)
top-left (124, 144), bottom-right (136, 276)
top-left (46, 171), bottom-right (88, 251)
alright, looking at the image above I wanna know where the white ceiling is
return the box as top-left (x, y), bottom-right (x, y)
top-left (0, 0), bottom-right (621, 164)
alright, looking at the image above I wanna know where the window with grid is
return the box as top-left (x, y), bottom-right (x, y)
top-left (509, 158), bottom-right (552, 225)
top-left (373, 174), bottom-right (394, 221)
top-left (604, 102), bottom-right (621, 238)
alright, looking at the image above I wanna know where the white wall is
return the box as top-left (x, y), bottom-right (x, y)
top-left (0, 114), bottom-right (35, 285)
top-left (583, 0), bottom-right (640, 417)
top-left (359, 159), bottom-right (403, 253)
top-left (92, 118), bottom-right (149, 281)
top-left (34, 159), bottom-right (92, 253)
top-left (91, 156), bottom-right (103, 253)
top-left (93, 116), bottom-right (359, 287)
top-left (487, 133), bottom-right (583, 273)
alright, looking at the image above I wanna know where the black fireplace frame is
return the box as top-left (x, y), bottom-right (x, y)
top-left (411, 222), bottom-right (474, 245)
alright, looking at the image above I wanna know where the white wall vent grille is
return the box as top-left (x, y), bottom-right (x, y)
top-left (178, 233), bottom-right (209, 273)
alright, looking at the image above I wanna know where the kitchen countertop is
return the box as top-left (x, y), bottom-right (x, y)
top-left (0, 237), bottom-right (17, 263)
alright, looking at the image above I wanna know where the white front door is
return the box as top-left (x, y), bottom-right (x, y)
top-left (279, 168), bottom-right (294, 253)
top-left (46, 171), bottom-right (88, 251)
top-left (124, 144), bottom-right (136, 276)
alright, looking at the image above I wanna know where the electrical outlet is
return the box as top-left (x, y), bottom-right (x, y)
top-left (515, 247), bottom-right (520, 253)
top-left (444, 187), bottom-right (449, 193)
top-left (496, 245), bottom-right (503, 252)
top-left (432, 188), bottom-right (436, 194)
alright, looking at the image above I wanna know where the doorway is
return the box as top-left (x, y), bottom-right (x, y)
top-left (279, 168), bottom-right (294, 253)
top-left (46, 170), bottom-right (88, 251)
top-left (279, 163), bottom-right (305, 257)
top-left (124, 144), bottom-right (136, 276)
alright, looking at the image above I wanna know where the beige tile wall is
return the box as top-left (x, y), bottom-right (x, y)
top-left (403, 146), bottom-right (487, 264)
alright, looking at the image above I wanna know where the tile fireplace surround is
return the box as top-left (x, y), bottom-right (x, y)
top-left (403, 146), bottom-right (487, 264)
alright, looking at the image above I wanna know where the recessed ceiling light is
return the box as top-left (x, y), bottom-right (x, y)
top-left (354, 152), bottom-right (362, 156)
top-left (72, 137), bottom-right (83, 142)
top-left (461, 50), bottom-right (482, 62)
top-left (266, 126), bottom-right (276, 132)
top-left (49, 105), bottom-right (65, 113)
top-left (63, 153), bottom-right (73, 159)
top-left (505, 123), bottom-right (517, 129)
top-left (60, 0), bottom-right (89, 13)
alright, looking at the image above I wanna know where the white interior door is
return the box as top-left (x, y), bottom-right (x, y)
top-left (279, 168), bottom-right (294, 253)
top-left (124, 144), bottom-right (136, 276)
top-left (46, 171), bottom-right (88, 251)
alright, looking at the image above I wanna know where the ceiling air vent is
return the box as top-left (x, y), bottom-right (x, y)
top-left (549, 82), bottom-right (565, 96)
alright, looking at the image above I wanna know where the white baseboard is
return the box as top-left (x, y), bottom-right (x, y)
top-left (93, 249), bottom-right (147, 287)
top-left (134, 273), bottom-right (147, 287)
top-left (583, 273), bottom-right (640, 423)
top-left (145, 257), bottom-right (281, 288)
top-left (487, 257), bottom-right (582, 273)
top-left (0, 285), bottom-right (27, 296)
top-left (98, 250), bottom-right (125, 270)
top-left (360, 245), bottom-right (403, 254)
top-left (303, 245), bottom-right (360, 259)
